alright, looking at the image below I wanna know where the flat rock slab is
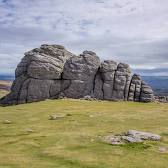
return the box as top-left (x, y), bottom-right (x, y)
top-left (121, 135), bottom-right (143, 143)
top-left (49, 114), bottom-right (65, 120)
top-left (103, 130), bottom-right (161, 145)
top-left (126, 130), bottom-right (161, 141)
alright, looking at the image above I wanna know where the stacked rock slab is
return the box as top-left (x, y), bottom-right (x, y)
top-left (0, 44), bottom-right (154, 105)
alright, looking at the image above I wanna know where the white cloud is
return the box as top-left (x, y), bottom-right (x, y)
top-left (0, 0), bottom-right (168, 75)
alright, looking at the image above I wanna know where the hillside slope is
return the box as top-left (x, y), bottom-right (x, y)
top-left (142, 76), bottom-right (168, 96)
top-left (0, 99), bottom-right (168, 168)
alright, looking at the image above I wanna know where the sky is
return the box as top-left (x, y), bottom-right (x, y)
top-left (0, 0), bottom-right (168, 76)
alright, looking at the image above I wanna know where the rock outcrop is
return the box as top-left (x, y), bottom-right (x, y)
top-left (154, 96), bottom-right (168, 103)
top-left (103, 130), bottom-right (161, 145)
top-left (0, 44), bottom-right (154, 105)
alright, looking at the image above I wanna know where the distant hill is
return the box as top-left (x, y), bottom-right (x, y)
top-left (142, 76), bottom-right (168, 96)
top-left (0, 75), bottom-right (13, 92)
top-left (0, 75), bottom-right (14, 81)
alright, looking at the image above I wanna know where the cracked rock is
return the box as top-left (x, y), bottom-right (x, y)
top-left (103, 130), bottom-right (161, 145)
top-left (0, 44), bottom-right (154, 105)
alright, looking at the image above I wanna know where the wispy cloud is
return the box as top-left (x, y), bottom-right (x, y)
top-left (0, 0), bottom-right (168, 75)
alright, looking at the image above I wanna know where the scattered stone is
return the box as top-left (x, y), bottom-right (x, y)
top-left (25, 128), bottom-right (34, 133)
top-left (103, 130), bottom-right (161, 145)
top-left (3, 120), bottom-right (12, 124)
top-left (103, 135), bottom-right (124, 145)
top-left (158, 146), bottom-right (167, 153)
top-left (154, 96), bottom-right (168, 103)
top-left (0, 44), bottom-right (154, 105)
top-left (82, 95), bottom-right (97, 101)
top-left (126, 130), bottom-right (161, 141)
top-left (49, 114), bottom-right (65, 120)
top-left (121, 135), bottom-right (143, 143)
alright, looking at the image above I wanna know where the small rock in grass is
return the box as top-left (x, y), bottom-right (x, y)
top-left (159, 147), bottom-right (167, 153)
top-left (103, 135), bottom-right (124, 145)
top-left (103, 130), bottom-right (161, 145)
top-left (25, 128), bottom-right (34, 133)
top-left (3, 120), bottom-right (12, 124)
top-left (49, 114), bottom-right (64, 120)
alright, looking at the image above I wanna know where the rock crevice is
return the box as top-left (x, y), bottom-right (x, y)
top-left (0, 44), bottom-right (154, 105)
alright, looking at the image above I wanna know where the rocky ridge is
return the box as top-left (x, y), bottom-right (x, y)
top-left (0, 44), bottom-right (154, 105)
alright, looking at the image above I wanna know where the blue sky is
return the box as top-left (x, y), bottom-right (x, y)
top-left (0, 0), bottom-right (168, 76)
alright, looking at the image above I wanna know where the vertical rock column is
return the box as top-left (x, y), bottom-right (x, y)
top-left (93, 72), bottom-right (104, 99)
top-left (112, 63), bottom-right (131, 100)
top-left (62, 51), bottom-right (101, 98)
top-left (100, 60), bottom-right (117, 100)
top-left (128, 74), bottom-right (142, 101)
top-left (140, 81), bottom-right (154, 102)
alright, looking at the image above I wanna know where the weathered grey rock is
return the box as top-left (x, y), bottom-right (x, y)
top-left (62, 51), bottom-right (100, 98)
top-left (126, 130), bottom-right (161, 141)
top-left (103, 135), bottom-right (124, 145)
top-left (49, 114), bottom-right (65, 120)
top-left (100, 60), bottom-right (117, 100)
top-left (16, 44), bottom-right (74, 79)
top-left (128, 74), bottom-right (142, 101)
top-left (121, 135), bottom-right (143, 143)
top-left (93, 72), bottom-right (104, 99)
top-left (140, 81), bottom-right (154, 102)
top-left (103, 130), bottom-right (161, 145)
top-left (0, 45), bottom-right (75, 105)
top-left (112, 63), bottom-right (131, 100)
top-left (154, 96), bottom-right (168, 103)
top-left (0, 44), bottom-right (154, 105)
top-left (82, 95), bottom-right (97, 101)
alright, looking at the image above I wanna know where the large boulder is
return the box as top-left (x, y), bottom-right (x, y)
top-left (62, 51), bottom-right (101, 98)
top-left (99, 60), bottom-right (117, 100)
top-left (16, 44), bottom-right (74, 79)
top-left (0, 44), bottom-right (75, 105)
top-left (112, 63), bottom-right (132, 101)
top-left (0, 44), bottom-right (154, 105)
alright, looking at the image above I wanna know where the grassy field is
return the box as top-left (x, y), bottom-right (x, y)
top-left (0, 95), bottom-right (168, 168)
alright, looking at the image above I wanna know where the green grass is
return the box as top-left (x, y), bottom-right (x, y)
top-left (0, 97), bottom-right (168, 168)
